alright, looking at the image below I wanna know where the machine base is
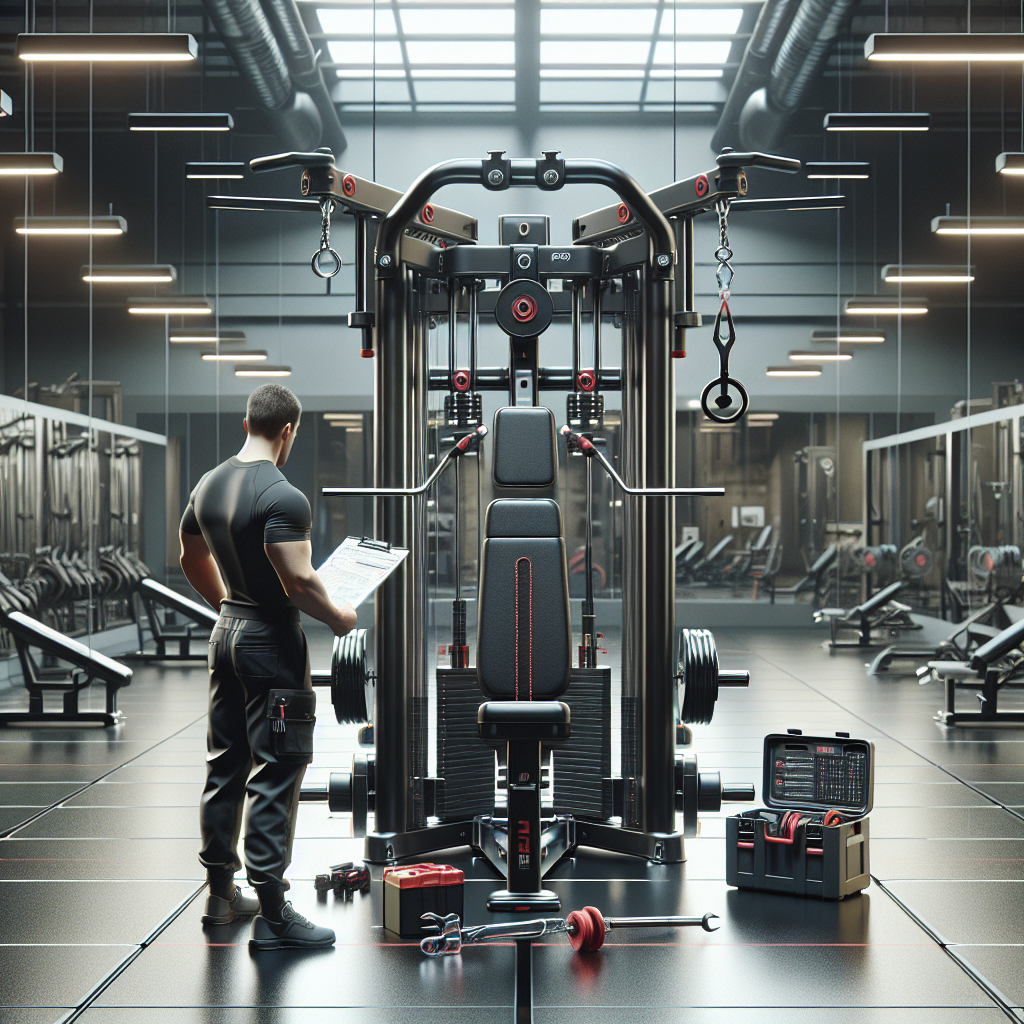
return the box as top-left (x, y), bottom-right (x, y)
top-left (487, 888), bottom-right (561, 913)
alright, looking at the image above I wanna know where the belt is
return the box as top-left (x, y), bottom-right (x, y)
top-left (218, 600), bottom-right (300, 625)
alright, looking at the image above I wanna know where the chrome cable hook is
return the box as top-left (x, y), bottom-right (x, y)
top-left (311, 197), bottom-right (342, 278)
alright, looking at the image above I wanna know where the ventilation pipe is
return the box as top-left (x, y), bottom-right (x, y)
top-left (711, 0), bottom-right (860, 154)
top-left (203, 0), bottom-right (346, 155)
top-left (260, 0), bottom-right (347, 156)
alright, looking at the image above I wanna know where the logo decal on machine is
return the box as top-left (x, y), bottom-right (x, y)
top-left (551, 251), bottom-right (571, 261)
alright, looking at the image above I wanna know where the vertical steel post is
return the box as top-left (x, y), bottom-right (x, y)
top-left (634, 261), bottom-right (677, 836)
top-left (373, 267), bottom-right (427, 837)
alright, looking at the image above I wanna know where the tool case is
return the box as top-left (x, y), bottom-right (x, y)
top-left (726, 729), bottom-right (874, 900)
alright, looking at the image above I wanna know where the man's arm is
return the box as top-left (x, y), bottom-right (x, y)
top-left (265, 540), bottom-right (357, 637)
top-left (180, 531), bottom-right (228, 611)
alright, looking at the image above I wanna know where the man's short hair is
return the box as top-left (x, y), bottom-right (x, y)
top-left (246, 384), bottom-right (302, 439)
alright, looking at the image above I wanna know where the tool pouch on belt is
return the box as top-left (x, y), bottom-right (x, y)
top-left (267, 689), bottom-right (316, 762)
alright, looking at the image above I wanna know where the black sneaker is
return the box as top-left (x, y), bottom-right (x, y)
top-left (249, 902), bottom-right (336, 950)
top-left (202, 887), bottom-right (260, 926)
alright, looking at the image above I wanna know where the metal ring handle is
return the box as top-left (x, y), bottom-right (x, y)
top-left (311, 246), bottom-right (342, 279)
top-left (700, 376), bottom-right (749, 424)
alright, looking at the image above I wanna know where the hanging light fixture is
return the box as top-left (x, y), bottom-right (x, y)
top-left (170, 329), bottom-right (246, 344)
top-left (766, 366), bottom-right (822, 377)
top-left (996, 152), bottom-right (1024, 175)
top-left (129, 112), bottom-right (232, 132)
top-left (731, 195), bottom-right (845, 212)
top-left (82, 264), bottom-right (176, 283)
top-left (865, 33), bottom-right (1024, 62)
top-left (205, 195), bottom-right (320, 213)
top-left (789, 351), bottom-right (852, 362)
top-left (15, 215), bottom-right (126, 235)
top-left (880, 264), bottom-right (974, 283)
top-left (810, 329), bottom-right (885, 344)
top-left (185, 161), bottom-right (245, 179)
top-left (201, 350), bottom-right (267, 362)
top-left (127, 295), bottom-right (212, 315)
top-left (0, 152), bottom-right (62, 174)
top-left (804, 161), bottom-right (870, 179)
top-left (932, 215), bottom-right (1024, 234)
top-left (16, 33), bottom-right (198, 62)
top-left (844, 297), bottom-right (928, 315)
top-left (235, 365), bottom-right (292, 377)
top-left (824, 112), bottom-right (930, 131)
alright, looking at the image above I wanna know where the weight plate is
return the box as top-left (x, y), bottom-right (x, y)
top-left (331, 628), bottom-right (372, 724)
top-left (493, 278), bottom-right (554, 338)
top-left (677, 627), bottom-right (720, 725)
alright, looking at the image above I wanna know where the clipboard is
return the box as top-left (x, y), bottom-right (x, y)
top-left (317, 536), bottom-right (409, 608)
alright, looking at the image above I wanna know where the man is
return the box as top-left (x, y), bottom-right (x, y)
top-left (180, 383), bottom-right (357, 950)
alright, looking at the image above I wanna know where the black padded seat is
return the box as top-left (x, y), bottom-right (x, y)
top-left (477, 498), bottom-right (571, 700)
top-left (492, 407), bottom-right (558, 489)
top-left (478, 700), bottom-right (571, 741)
top-left (852, 579), bottom-right (905, 616)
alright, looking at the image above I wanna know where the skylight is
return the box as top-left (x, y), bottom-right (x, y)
top-left (313, 0), bottom-right (749, 114)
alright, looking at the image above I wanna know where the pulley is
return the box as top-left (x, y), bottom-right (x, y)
top-left (329, 628), bottom-right (376, 724)
top-left (675, 627), bottom-right (750, 725)
top-left (493, 278), bottom-right (554, 338)
top-left (899, 542), bottom-right (934, 578)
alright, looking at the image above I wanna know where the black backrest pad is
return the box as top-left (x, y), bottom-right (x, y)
top-left (492, 407), bottom-right (558, 488)
top-left (477, 498), bottom-right (571, 699)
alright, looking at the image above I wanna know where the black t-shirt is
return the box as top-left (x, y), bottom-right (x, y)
top-left (180, 457), bottom-right (311, 618)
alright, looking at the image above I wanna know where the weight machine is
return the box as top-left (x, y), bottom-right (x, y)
top-left (253, 146), bottom-right (799, 891)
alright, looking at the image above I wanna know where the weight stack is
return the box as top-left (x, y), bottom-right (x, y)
top-left (551, 667), bottom-right (611, 819)
top-left (436, 668), bottom-right (494, 821)
top-left (435, 667), bottom-right (612, 822)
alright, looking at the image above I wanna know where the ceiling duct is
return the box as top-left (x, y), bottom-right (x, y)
top-left (203, 0), bottom-right (346, 155)
top-left (712, 0), bottom-right (859, 154)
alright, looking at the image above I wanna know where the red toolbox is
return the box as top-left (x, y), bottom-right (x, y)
top-left (382, 863), bottom-right (465, 939)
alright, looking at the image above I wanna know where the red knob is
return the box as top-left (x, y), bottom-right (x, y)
top-left (421, 203), bottom-right (435, 224)
top-left (512, 295), bottom-right (537, 322)
top-left (577, 370), bottom-right (595, 392)
top-left (342, 174), bottom-right (356, 197)
top-left (453, 370), bottom-right (471, 392)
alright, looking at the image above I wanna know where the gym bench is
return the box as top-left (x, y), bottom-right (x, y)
top-left (814, 580), bottom-right (914, 649)
top-left (0, 609), bottom-right (132, 726)
top-left (132, 577), bottom-right (218, 660)
top-left (925, 617), bottom-right (1024, 726)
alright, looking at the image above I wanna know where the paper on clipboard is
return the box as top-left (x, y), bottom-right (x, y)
top-left (317, 537), bottom-right (409, 609)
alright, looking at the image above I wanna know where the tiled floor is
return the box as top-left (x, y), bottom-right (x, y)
top-left (0, 622), bottom-right (1022, 1022)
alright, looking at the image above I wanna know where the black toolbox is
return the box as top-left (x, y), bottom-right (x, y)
top-left (726, 729), bottom-right (874, 900)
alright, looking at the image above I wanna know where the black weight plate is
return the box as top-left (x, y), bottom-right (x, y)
top-left (332, 628), bottom-right (370, 724)
top-left (493, 278), bottom-right (554, 338)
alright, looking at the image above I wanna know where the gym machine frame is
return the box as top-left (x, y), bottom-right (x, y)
top-left (255, 147), bottom-right (795, 868)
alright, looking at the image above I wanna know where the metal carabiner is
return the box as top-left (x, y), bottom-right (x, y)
top-left (311, 198), bottom-right (343, 279)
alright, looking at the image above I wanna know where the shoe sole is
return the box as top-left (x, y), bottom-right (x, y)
top-left (248, 936), bottom-right (336, 950)
top-left (201, 911), bottom-right (257, 926)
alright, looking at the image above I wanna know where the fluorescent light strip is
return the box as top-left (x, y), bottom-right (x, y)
top-left (824, 112), bottom-right (930, 131)
top-left (880, 264), bottom-right (973, 283)
top-left (235, 365), bottom-right (292, 377)
top-left (202, 350), bottom-right (267, 362)
top-left (16, 32), bottom-right (198, 61)
top-left (15, 216), bottom-right (126, 235)
top-left (0, 152), bottom-right (63, 174)
top-left (996, 152), bottom-right (1024, 174)
top-left (127, 296), bottom-right (212, 315)
top-left (82, 264), bottom-right (177, 283)
top-left (932, 215), bottom-right (1024, 234)
top-left (171, 330), bottom-right (246, 344)
top-left (747, 413), bottom-right (780, 420)
top-left (766, 366), bottom-right (822, 377)
top-left (789, 351), bottom-right (852, 362)
top-left (845, 298), bottom-right (928, 315)
top-left (804, 161), bottom-right (869, 180)
top-left (865, 32), bottom-right (1024, 62)
top-left (810, 330), bottom-right (884, 344)
top-left (186, 162), bottom-right (245, 179)
top-left (129, 112), bottom-right (233, 131)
